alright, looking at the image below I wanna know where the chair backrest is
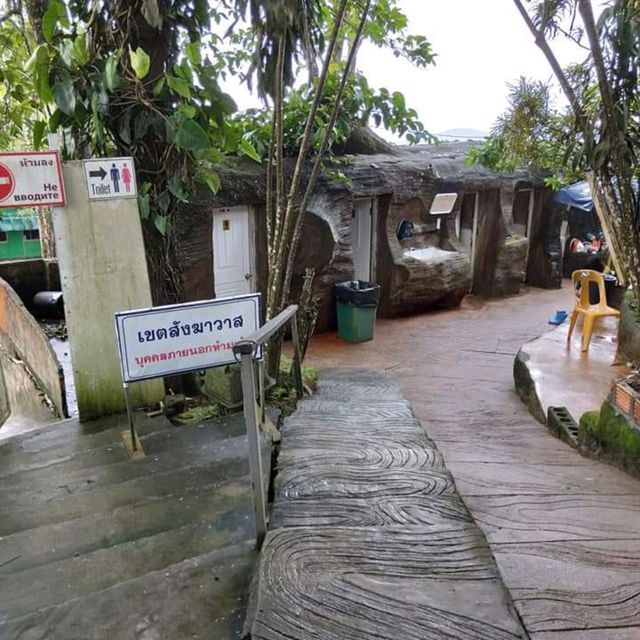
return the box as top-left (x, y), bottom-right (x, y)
top-left (571, 269), bottom-right (608, 310)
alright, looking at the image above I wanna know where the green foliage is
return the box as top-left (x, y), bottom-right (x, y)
top-left (363, 0), bottom-right (436, 67)
top-left (229, 66), bottom-right (432, 161)
top-left (1, 0), bottom-right (243, 280)
top-left (268, 354), bottom-right (318, 417)
top-left (466, 77), bottom-right (580, 186)
top-left (231, 0), bottom-right (433, 152)
top-left (129, 47), bottom-right (151, 79)
top-left (0, 20), bottom-right (46, 150)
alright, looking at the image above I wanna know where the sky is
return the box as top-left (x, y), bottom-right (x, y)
top-left (221, 0), bottom-right (593, 139)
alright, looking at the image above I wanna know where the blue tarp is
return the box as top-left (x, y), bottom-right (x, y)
top-left (553, 181), bottom-right (594, 212)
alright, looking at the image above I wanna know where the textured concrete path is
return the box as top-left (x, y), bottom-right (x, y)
top-left (305, 287), bottom-right (640, 639)
top-left (247, 369), bottom-right (526, 639)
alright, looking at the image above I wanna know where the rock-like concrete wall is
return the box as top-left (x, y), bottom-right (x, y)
top-left (526, 193), bottom-right (563, 289)
top-left (383, 196), bottom-right (471, 315)
top-left (0, 277), bottom-right (66, 428)
top-left (182, 145), bottom-right (556, 328)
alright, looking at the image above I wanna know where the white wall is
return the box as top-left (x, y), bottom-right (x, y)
top-left (52, 161), bottom-right (163, 421)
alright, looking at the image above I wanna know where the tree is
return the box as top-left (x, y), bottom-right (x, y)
top-left (509, 0), bottom-right (640, 301)
top-left (235, 0), bottom-right (434, 374)
top-left (466, 76), bottom-right (580, 188)
top-left (1, 0), bottom-right (241, 304)
top-left (1, 0), bottom-right (433, 359)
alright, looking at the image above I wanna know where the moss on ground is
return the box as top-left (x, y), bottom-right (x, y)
top-left (579, 401), bottom-right (640, 475)
top-left (268, 356), bottom-right (318, 420)
top-left (579, 410), bottom-right (601, 438)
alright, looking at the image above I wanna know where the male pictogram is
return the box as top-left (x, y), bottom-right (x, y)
top-left (0, 163), bottom-right (15, 203)
top-left (110, 163), bottom-right (120, 193)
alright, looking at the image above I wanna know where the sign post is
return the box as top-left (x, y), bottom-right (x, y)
top-left (114, 294), bottom-right (262, 455)
top-left (0, 151), bottom-right (65, 208)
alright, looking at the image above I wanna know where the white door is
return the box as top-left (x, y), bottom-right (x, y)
top-left (458, 193), bottom-right (478, 275)
top-left (352, 199), bottom-right (373, 281)
top-left (212, 206), bottom-right (252, 297)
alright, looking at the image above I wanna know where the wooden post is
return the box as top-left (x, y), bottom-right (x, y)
top-left (588, 174), bottom-right (626, 285)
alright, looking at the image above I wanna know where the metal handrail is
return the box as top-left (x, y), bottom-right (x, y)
top-left (232, 304), bottom-right (304, 548)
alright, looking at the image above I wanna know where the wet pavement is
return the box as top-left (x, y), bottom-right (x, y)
top-left (249, 369), bottom-right (526, 639)
top-left (516, 313), bottom-right (626, 422)
top-left (305, 286), bottom-right (640, 638)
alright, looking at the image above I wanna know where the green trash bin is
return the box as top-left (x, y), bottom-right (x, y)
top-left (335, 280), bottom-right (380, 343)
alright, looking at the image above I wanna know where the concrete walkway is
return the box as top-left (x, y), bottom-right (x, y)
top-left (248, 369), bottom-right (526, 639)
top-left (306, 286), bottom-right (640, 639)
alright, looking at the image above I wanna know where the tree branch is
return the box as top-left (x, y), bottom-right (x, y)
top-left (512, 0), bottom-right (586, 132)
top-left (282, 0), bottom-right (373, 300)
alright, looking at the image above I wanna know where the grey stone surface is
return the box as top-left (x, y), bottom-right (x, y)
top-left (494, 539), bottom-right (640, 633)
top-left (247, 368), bottom-right (526, 639)
top-left (463, 493), bottom-right (640, 543)
top-left (303, 286), bottom-right (640, 636)
top-left (0, 411), bottom-right (271, 639)
top-left (1, 542), bottom-right (256, 640)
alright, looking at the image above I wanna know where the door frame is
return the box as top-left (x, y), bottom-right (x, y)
top-left (470, 192), bottom-right (479, 277)
top-left (212, 205), bottom-right (257, 296)
top-left (352, 197), bottom-right (377, 282)
top-left (456, 192), bottom-right (479, 277)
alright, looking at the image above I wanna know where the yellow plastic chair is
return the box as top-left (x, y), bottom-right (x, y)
top-left (567, 269), bottom-right (620, 352)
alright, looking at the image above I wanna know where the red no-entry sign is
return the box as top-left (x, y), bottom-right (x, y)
top-left (0, 152), bottom-right (65, 209)
top-left (0, 163), bottom-right (15, 202)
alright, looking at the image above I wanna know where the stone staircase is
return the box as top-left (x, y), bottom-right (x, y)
top-left (245, 369), bottom-right (527, 640)
top-left (0, 411), bottom-right (271, 639)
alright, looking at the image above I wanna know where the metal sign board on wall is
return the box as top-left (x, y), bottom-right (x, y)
top-left (115, 294), bottom-right (261, 383)
top-left (0, 151), bottom-right (65, 209)
top-left (83, 157), bottom-right (137, 201)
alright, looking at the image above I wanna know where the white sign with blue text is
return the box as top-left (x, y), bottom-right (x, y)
top-left (115, 294), bottom-right (261, 383)
top-left (83, 157), bottom-right (137, 200)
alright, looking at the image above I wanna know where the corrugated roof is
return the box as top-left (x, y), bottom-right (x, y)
top-left (0, 209), bottom-right (38, 232)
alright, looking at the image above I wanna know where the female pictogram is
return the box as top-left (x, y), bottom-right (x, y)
top-left (122, 162), bottom-right (132, 193)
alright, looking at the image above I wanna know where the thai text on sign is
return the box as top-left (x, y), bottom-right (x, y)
top-left (0, 152), bottom-right (65, 208)
top-left (115, 294), bottom-right (261, 383)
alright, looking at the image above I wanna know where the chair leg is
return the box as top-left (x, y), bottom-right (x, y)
top-left (581, 315), bottom-right (595, 352)
top-left (567, 310), bottom-right (579, 343)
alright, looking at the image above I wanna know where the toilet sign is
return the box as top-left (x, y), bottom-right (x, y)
top-left (83, 157), bottom-right (137, 200)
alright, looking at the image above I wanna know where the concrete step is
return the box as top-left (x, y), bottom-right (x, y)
top-left (1, 541), bottom-right (257, 640)
top-left (0, 414), bottom-right (172, 464)
top-left (278, 436), bottom-right (445, 472)
top-left (0, 411), bottom-right (249, 479)
top-left (275, 462), bottom-right (456, 501)
top-left (0, 512), bottom-right (257, 620)
top-left (0, 433), bottom-right (271, 536)
top-left (248, 526), bottom-right (525, 640)
top-left (0, 477), bottom-right (252, 576)
top-left (0, 432), bottom-right (259, 512)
